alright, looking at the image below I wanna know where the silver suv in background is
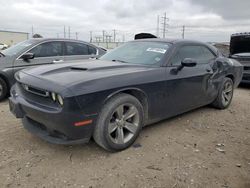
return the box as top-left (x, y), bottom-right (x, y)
top-left (0, 38), bottom-right (106, 100)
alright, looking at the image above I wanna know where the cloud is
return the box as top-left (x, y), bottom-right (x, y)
top-left (190, 0), bottom-right (250, 20)
top-left (0, 0), bottom-right (249, 42)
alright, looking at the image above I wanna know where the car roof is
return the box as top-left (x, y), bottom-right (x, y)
top-left (132, 38), bottom-right (207, 45)
top-left (29, 38), bottom-right (89, 43)
top-left (131, 38), bottom-right (219, 55)
top-left (26, 38), bottom-right (100, 49)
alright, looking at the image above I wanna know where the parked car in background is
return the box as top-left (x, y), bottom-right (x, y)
top-left (0, 43), bottom-right (8, 50)
top-left (230, 32), bottom-right (250, 83)
top-left (0, 38), bottom-right (106, 100)
top-left (9, 39), bottom-right (243, 151)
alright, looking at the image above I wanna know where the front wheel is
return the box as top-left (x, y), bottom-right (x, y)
top-left (93, 93), bottom-right (144, 151)
top-left (211, 77), bottom-right (234, 109)
top-left (0, 78), bottom-right (8, 101)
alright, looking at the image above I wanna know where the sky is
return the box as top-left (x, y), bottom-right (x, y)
top-left (1, 0), bottom-right (250, 42)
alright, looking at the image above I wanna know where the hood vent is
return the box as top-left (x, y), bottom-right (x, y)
top-left (70, 67), bottom-right (88, 71)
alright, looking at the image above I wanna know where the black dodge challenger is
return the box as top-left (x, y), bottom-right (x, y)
top-left (9, 39), bottom-right (243, 151)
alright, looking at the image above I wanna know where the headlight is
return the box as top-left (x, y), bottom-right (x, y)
top-left (57, 94), bottom-right (64, 106)
top-left (51, 92), bottom-right (56, 101)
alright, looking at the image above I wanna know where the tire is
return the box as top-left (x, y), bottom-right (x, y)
top-left (93, 93), bottom-right (144, 152)
top-left (0, 77), bottom-right (8, 101)
top-left (211, 77), bottom-right (234, 109)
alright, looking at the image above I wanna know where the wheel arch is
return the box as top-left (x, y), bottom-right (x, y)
top-left (0, 73), bottom-right (10, 90)
top-left (104, 88), bottom-right (149, 122)
top-left (225, 74), bottom-right (235, 83)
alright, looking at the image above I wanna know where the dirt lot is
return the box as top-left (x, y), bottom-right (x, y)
top-left (0, 86), bottom-right (249, 188)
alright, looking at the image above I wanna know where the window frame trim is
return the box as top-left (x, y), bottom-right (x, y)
top-left (17, 40), bottom-right (65, 60)
top-left (167, 44), bottom-right (217, 67)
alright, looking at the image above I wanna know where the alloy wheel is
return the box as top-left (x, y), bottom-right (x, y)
top-left (0, 84), bottom-right (3, 97)
top-left (222, 81), bottom-right (233, 106)
top-left (108, 103), bottom-right (139, 144)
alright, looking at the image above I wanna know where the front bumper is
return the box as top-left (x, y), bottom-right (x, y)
top-left (9, 95), bottom-right (97, 145)
top-left (241, 67), bottom-right (250, 83)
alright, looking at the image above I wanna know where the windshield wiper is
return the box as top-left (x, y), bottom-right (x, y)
top-left (0, 52), bottom-right (5, 57)
top-left (112, 59), bottom-right (128, 63)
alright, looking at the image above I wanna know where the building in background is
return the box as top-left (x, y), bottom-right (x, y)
top-left (0, 30), bottom-right (29, 46)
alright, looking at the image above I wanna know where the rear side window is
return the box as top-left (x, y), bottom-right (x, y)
top-left (88, 45), bottom-right (97, 55)
top-left (65, 42), bottom-right (89, 56)
top-left (171, 45), bottom-right (216, 65)
top-left (28, 42), bottom-right (63, 58)
top-left (200, 46), bottom-right (216, 63)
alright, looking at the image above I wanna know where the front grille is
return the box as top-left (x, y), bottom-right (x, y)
top-left (22, 84), bottom-right (49, 97)
top-left (243, 75), bottom-right (250, 81)
top-left (16, 82), bottom-right (59, 109)
top-left (244, 66), bottom-right (250, 71)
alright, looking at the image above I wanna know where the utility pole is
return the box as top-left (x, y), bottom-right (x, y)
top-left (90, 31), bottom-right (93, 42)
top-left (156, 15), bottom-right (159, 37)
top-left (63, 26), bottom-right (66, 38)
top-left (162, 12), bottom-right (169, 38)
top-left (102, 30), bottom-right (105, 42)
top-left (75, 32), bottom-right (78, 40)
top-left (182, 25), bottom-right (185, 39)
top-left (113, 29), bottom-right (116, 42)
top-left (68, 26), bottom-right (71, 39)
top-left (31, 25), bottom-right (34, 38)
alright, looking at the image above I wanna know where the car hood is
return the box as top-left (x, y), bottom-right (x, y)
top-left (19, 60), bottom-right (160, 95)
top-left (230, 35), bottom-right (250, 55)
top-left (0, 56), bottom-right (13, 67)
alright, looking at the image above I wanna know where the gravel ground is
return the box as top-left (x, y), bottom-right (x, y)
top-left (0, 86), bottom-right (249, 188)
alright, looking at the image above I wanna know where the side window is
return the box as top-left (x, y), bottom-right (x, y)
top-left (200, 46), bottom-right (216, 64)
top-left (171, 45), bottom-right (214, 65)
top-left (88, 45), bottom-right (97, 55)
top-left (28, 42), bottom-right (63, 58)
top-left (65, 42), bottom-right (89, 56)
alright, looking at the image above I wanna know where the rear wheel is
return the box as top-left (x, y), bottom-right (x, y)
top-left (0, 78), bottom-right (8, 101)
top-left (93, 93), bottom-right (144, 151)
top-left (211, 77), bottom-right (234, 109)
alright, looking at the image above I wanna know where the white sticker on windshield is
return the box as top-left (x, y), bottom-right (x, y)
top-left (146, 48), bottom-right (166, 54)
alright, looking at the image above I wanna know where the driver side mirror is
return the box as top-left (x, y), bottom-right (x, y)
top-left (21, 53), bottom-right (34, 61)
top-left (171, 58), bottom-right (197, 74)
top-left (181, 58), bottom-right (197, 67)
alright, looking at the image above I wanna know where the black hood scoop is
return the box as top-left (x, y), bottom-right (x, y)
top-left (70, 67), bottom-right (88, 71)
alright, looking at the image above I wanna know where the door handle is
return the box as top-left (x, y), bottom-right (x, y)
top-left (52, 59), bottom-right (64, 63)
top-left (206, 68), bottom-right (211, 73)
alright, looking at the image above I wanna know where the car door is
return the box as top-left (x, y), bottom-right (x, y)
top-left (13, 41), bottom-right (64, 74)
top-left (163, 44), bottom-right (216, 116)
top-left (64, 42), bottom-right (98, 61)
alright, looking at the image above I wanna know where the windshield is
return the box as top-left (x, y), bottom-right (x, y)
top-left (1, 40), bottom-right (35, 56)
top-left (100, 41), bottom-right (170, 65)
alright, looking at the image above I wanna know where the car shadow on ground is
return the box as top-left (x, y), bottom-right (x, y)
top-left (29, 105), bottom-right (213, 157)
